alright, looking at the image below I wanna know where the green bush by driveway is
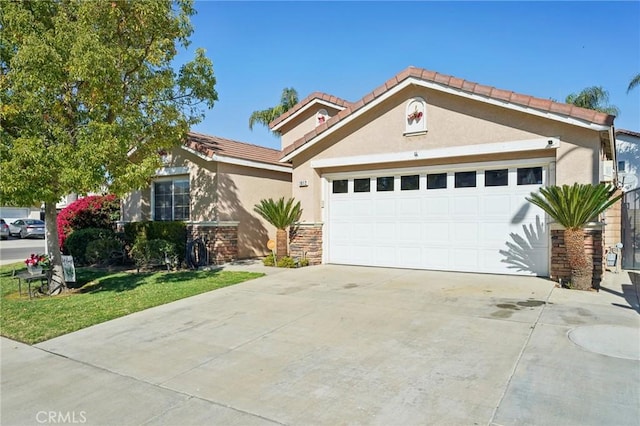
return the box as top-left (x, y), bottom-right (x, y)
top-left (0, 263), bottom-right (262, 344)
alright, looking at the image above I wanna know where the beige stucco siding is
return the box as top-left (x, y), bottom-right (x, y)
top-left (280, 105), bottom-right (342, 151)
top-left (216, 162), bottom-right (292, 258)
top-left (121, 146), bottom-right (292, 258)
top-left (289, 87), bottom-right (602, 222)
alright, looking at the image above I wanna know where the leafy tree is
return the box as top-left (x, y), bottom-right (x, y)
top-left (628, 73), bottom-right (640, 93)
top-left (249, 88), bottom-right (298, 133)
top-left (1, 0), bottom-right (217, 292)
top-left (565, 86), bottom-right (620, 116)
top-left (254, 197), bottom-right (302, 259)
top-left (527, 183), bottom-right (621, 291)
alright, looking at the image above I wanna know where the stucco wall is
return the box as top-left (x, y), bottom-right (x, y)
top-left (280, 105), bottom-right (343, 151)
top-left (120, 147), bottom-right (292, 259)
top-left (288, 86), bottom-right (602, 222)
top-left (617, 133), bottom-right (640, 191)
top-left (216, 162), bottom-right (292, 258)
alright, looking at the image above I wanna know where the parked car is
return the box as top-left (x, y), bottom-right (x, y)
top-left (9, 219), bottom-right (45, 239)
top-left (0, 219), bottom-right (9, 240)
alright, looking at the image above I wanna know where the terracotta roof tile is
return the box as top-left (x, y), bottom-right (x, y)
top-left (279, 66), bottom-right (616, 160)
top-left (185, 132), bottom-right (289, 168)
top-left (269, 92), bottom-right (351, 129)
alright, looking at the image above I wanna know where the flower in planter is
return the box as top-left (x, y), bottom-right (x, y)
top-left (25, 253), bottom-right (51, 268)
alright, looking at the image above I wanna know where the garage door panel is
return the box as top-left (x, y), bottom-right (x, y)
top-left (482, 194), bottom-right (512, 216)
top-left (423, 197), bottom-right (450, 215)
top-left (375, 199), bottom-right (396, 216)
top-left (453, 223), bottom-right (479, 243)
top-left (452, 196), bottom-right (479, 216)
top-left (327, 163), bottom-right (549, 276)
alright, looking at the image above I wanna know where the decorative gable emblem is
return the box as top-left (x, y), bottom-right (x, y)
top-left (405, 97), bottom-right (426, 135)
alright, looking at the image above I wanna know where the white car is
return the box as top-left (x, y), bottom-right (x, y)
top-left (9, 219), bottom-right (45, 239)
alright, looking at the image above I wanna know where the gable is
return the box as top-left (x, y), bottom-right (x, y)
top-left (280, 67), bottom-right (614, 163)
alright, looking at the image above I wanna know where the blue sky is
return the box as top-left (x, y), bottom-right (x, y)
top-left (179, 1), bottom-right (640, 151)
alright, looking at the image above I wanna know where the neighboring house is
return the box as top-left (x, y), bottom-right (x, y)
top-left (271, 66), bottom-right (618, 284)
top-left (616, 129), bottom-right (640, 269)
top-left (121, 132), bottom-right (292, 262)
top-left (616, 129), bottom-right (640, 191)
top-left (0, 206), bottom-right (41, 224)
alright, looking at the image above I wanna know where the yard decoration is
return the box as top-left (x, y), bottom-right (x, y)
top-left (254, 197), bottom-right (302, 260)
top-left (526, 183), bottom-right (621, 291)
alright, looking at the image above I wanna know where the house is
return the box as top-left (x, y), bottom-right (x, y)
top-left (121, 132), bottom-right (292, 262)
top-left (616, 129), bottom-right (640, 191)
top-left (271, 66), bottom-right (618, 284)
top-left (616, 129), bottom-right (640, 269)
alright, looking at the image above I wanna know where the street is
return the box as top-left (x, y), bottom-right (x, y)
top-left (0, 237), bottom-right (46, 266)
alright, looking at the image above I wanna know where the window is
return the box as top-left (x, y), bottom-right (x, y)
top-left (618, 161), bottom-right (626, 172)
top-left (354, 178), bottom-right (371, 193)
top-left (427, 173), bottom-right (447, 189)
top-left (455, 171), bottom-right (476, 188)
top-left (377, 176), bottom-right (394, 192)
top-left (401, 175), bottom-right (419, 190)
top-left (517, 167), bottom-right (542, 185)
top-left (154, 179), bottom-right (190, 221)
top-left (332, 180), bottom-right (348, 193)
top-left (485, 169), bottom-right (508, 187)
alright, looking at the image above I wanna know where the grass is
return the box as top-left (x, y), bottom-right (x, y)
top-left (0, 263), bottom-right (263, 344)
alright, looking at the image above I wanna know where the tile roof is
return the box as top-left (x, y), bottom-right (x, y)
top-left (616, 129), bottom-right (640, 138)
top-left (280, 66), bottom-right (616, 159)
top-left (185, 132), bottom-right (290, 168)
top-left (269, 92), bottom-right (352, 129)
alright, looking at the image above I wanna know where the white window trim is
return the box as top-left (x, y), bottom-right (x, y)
top-left (151, 176), bottom-right (190, 221)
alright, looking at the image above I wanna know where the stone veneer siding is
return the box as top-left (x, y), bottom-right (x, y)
top-left (187, 223), bottom-right (238, 264)
top-left (550, 227), bottom-right (603, 288)
top-left (289, 223), bottom-right (323, 265)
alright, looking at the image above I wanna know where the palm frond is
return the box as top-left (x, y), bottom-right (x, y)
top-left (526, 183), bottom-right (621, 230)
top-left (254, 197), bottom-right (302, 230)
top-left (627, 73), bottom-right (640, 94)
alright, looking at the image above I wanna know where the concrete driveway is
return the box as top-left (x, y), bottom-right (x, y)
top-left (2, 265), bottom-right (639, 425)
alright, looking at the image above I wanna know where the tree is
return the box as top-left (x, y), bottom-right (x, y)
top-left (628, 73), bottom-right (640, 93)
top-left (249, 88), bottom-right (298, 133)
top-left (254, 197), bottom-right (302, 259)
top-left (565, 86), bottom-right (620, 116)
top-left (1, 0), bottom-right (217, 293)
top-left (526, 183), bottom-right (621, 291)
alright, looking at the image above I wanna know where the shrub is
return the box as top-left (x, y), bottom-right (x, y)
top-left (130, 238), bottom-right (177, 270)
top-left (65, 228), bottom-right (115, 265)
top-left (263, 253), bottom-right (276, 266)
top-left (85, 238), bottom-right (124, 266)
top-left (57, 195), bottom-right (120, 251)
top-left (123, 221), bottom-right (186, 263)
top-left (277, 256), bottom-right (297, 268)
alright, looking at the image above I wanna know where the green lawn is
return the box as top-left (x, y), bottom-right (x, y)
top-left (0, 263), bottom-right (263, 344)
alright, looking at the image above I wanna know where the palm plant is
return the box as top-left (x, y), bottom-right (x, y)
top-left (628, 73), bottom-right (640, 93)
top-left (527, 183), bottom-right (621, 290)
top-left (565, 86), bottom-right (620, 116)
top-left (254, 197), bottom-right (302, 259)
top-left (249, 88), bottom-right (299, 133)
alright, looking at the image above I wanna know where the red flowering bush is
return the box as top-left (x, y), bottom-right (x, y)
top-left (57, 195), bottom-right (120, 252)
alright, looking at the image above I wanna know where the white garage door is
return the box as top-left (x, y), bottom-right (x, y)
top-left (326, 161), bottom-right (549, 276)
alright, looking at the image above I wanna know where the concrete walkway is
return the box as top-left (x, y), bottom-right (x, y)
top-left (2, 265), bottom-right (639, 425)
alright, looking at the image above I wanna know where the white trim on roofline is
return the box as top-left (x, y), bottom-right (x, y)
top-left (271, 99), bottom-right (347, 132)
top-left (280, 77), bottom-right (611, 163)
top-left (155, 166), bottom-right (189, 176)
top-left (310, 137), bottom-right (560, 169)
top-left (182, 146), bottom-right (292, 174)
